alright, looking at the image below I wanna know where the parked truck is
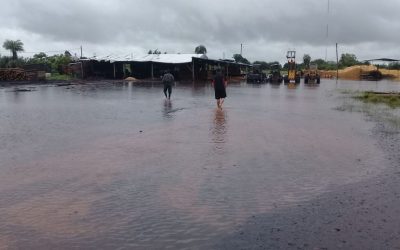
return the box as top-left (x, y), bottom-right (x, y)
top-left (246, 64), bottom-right (266, 83)
top-left (304, 64), bottom-right (321, 84)
top-left (267, 63), bottom-right (283, 83)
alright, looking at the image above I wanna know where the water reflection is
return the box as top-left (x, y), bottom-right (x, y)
top-left (247, 83), bottom-right (262, 88)
top-left (211, 108), bottom-right (228, 152)
top-left (162, 99), bottom-right (173, 119)
top-left (303, 83), bottom-right (320, 89)
top-left (269, 83), bottom-right (281, 89)
top-left (7, 89), bottom-right (28, 103)
top-left (286, 83), bottom-right (298, 89)
top-left (190, 81), bottom-right (208, 96)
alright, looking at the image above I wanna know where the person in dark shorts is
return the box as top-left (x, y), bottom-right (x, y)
top-left (162, 70), bottom-right (174, 99)
top-left (212, 69), bottom-right (227, 109)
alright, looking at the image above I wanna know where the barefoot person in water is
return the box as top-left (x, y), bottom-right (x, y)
top-left (162, 70), bottom-right (174, 99)
top-left (212, 69), bottom-right (227, 109)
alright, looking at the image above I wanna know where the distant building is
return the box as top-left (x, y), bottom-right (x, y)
top-left (69, 54), bottom-right (251, 81)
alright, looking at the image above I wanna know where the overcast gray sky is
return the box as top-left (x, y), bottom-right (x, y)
top-left (1, 0), bottom-right (399, 63)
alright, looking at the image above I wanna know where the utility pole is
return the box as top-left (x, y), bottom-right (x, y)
top-left (336, 43), bottom-right (339, 79)
top-left (80, 45), bottom-right (83, 59)
top-left (240, 43), bottom-right (243, 56)
top-left (325, 0), bottom-right (330, 61)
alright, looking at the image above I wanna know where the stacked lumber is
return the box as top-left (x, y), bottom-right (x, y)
top-left (0, 68), bottom-right (27, 81)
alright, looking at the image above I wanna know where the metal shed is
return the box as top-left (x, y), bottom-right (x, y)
top-left (72, 54), bottom-right (250, 81)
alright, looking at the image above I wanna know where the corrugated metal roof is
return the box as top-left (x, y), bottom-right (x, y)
top-left (90, 53), bottom-right (208, 63)
top-left (364, 58), bottom-right (400, 62)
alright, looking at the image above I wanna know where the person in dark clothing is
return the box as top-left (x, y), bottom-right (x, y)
top-left (212, 69), bottom-right (227, 109)
top-left (162, 70), bottom-right (174, 99)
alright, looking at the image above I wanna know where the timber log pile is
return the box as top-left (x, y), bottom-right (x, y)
top-left (0, 68), bottom-right (27, 81)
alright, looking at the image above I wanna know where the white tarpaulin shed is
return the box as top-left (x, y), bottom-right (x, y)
top-left (91, 53), bottom-right (208, 64)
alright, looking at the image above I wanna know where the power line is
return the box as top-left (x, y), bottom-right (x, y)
top-left (19, 48), bottom-right (81, 54)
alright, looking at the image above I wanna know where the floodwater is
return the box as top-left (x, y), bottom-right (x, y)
top-left (0, 79), bottom-right (399, 249)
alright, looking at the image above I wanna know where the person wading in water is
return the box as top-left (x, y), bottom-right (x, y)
top-left (212, 68), bottom-right (227, 109)
top-left (162, 70), bottom-right (174, 100)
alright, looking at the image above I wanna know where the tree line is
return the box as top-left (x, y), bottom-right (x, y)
top-left (1, 39), bottom-right (73, 74)
top-left (2, 40), bottom-right (399, 73)
top-left (249, 54), bottom-right (375, 72)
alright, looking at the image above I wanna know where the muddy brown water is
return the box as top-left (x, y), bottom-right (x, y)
top-left (0, 80), bottom-right (399, 249)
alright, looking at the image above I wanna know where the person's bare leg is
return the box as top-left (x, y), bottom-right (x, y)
top-left (163, 87), bottom-right (168, 99)
top-left (220, 98), bottom-right (224, 108)
top-left (216, 99), bottom-right (220, 108)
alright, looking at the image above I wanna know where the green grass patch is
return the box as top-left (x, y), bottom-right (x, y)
top-left (354, 91), bottom-right (400, 108)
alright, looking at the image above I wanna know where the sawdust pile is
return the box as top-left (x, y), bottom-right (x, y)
top-left (379, 69), bottom-right (400, 80)
top-left (320, 65), bottom-right (400, 81)
top-left (340, 65), bottom-right (377, 80)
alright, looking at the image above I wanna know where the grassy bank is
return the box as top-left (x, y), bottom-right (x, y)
top-left (355, 91), bottom-right (400, 108)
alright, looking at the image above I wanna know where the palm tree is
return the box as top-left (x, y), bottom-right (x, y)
top-left (195, 45), bottom-right (207, 54)
top-left (3, 40), bottom-right (24, 60)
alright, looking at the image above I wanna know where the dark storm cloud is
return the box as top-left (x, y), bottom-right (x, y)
top-left (1, 0), bottom-right (400, 61)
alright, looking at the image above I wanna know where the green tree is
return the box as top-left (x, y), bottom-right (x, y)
top-left (194, 45), bottom-right (207, 54)
top-left (27, 53), bottom-right (71, 73)
top-left (252, 61), bottom-right (283, 71)
top-left (64, 50), bottom-right (72, 57)
top-left (3, 57), bottom-right (26, 68)
top-left (3, 40), bottom-right (24, 60)
top-left (148, 49), bottom-right (161, 55)
top-left (309, 58), bottom-right (337, 70)
top-left (266, 61), bottom-right (281, 70)
top-left (0, 55), bottom-right (9, 68)
top-left (27, 52), bottom-right (48, 66)
top-left (253, 61), bottom-right (269, 71)
top-left (303, 54), bottom-right (311, 68)
top-left (0, 56), bottom-right (13, 68)
top-left (33, 52), bottom-right (47, 59)
top-left (54, 54), bottom-right (71, 73)
top-left (233, 54), bottom-right (250, 64)
top-left (339, 53), bottom-right (358, 68)
top-left (389, 62), bottom-right (400, 70)
top-left (312, 59), bottom-right (326, 66)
